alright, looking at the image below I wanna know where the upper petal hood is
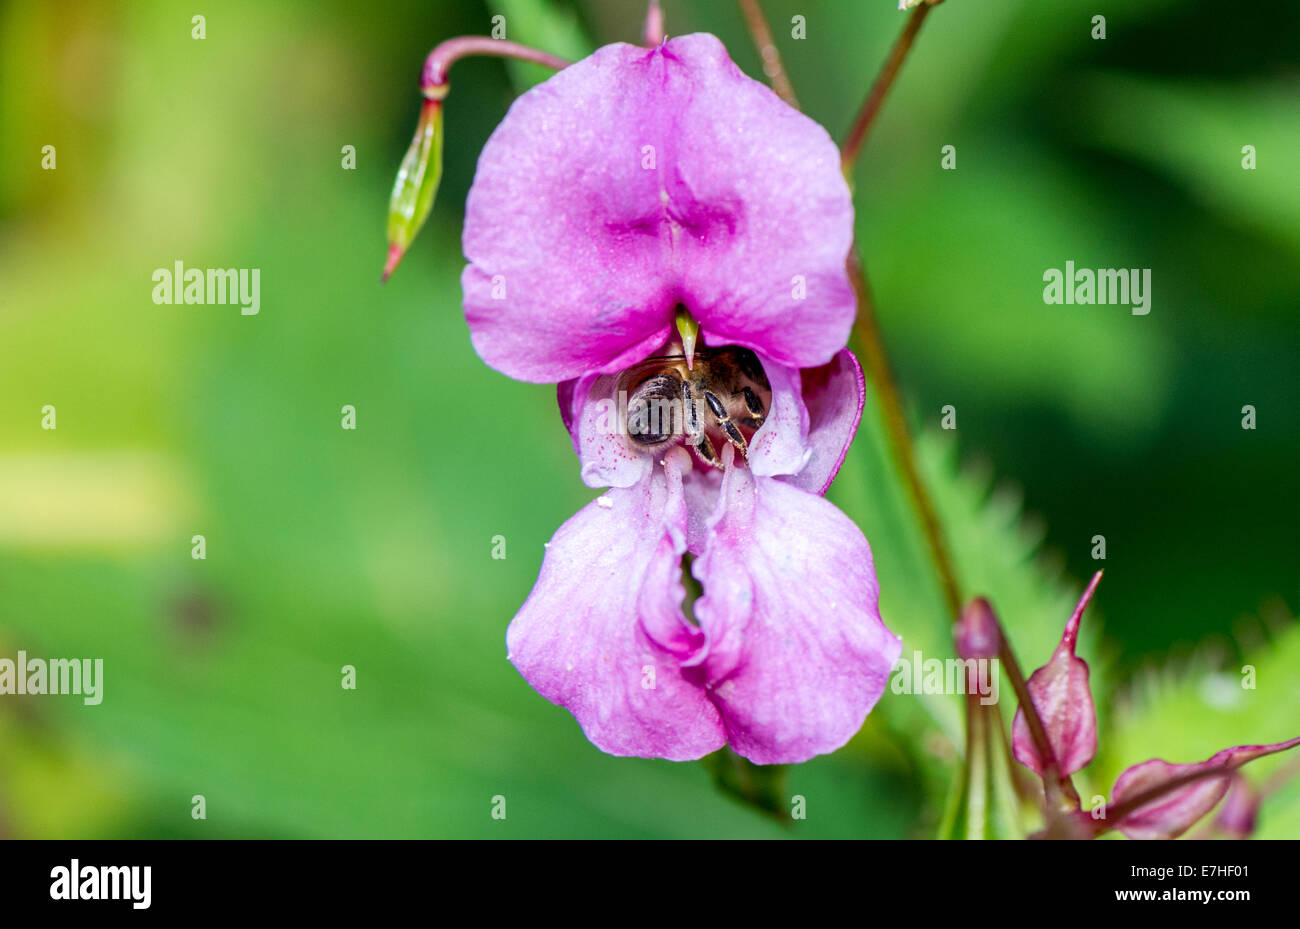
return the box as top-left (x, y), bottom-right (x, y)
top-left (463, 33), bottom-right (855, 383)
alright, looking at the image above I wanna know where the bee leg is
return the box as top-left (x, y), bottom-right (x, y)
top-left (682, 380), bottom-right (701, 437)
top-left (705, 389), bottom-right (750, 460)
top-left (737, 386), bottom-right (766, 430)
top-left (683, 382), bottom-right (723, 469)
top-left (695, 432), bottom-right (722, 468)
top-left (720, 420), bottom-right (749, 458)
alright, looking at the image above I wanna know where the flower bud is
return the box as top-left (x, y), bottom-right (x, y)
top-left (1214, 776), bottom-right (1259, 839)
top-left (384, 96), bottom-right (444, 281)
top-left (1011, 572), bottom-right (1102, 777)
top-left (1111, 736), bottom-right (1300, 840)
top-left (956, 598), bottom-right (1001, 660)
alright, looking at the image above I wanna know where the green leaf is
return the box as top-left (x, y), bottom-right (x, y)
top-left (704, 749), bottom-right (789, 821)
top-left (1068, 73), bottom-right (1300, 256)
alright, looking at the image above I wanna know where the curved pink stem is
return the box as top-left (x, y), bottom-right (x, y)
top-left (420, 37), bottom-right (570, 96)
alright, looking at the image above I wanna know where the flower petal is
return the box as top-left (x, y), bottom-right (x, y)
top-left (572, 373), bottom-right (653, 489)
top-left (462, 34), bottom-right (854, 383)
top-left (1111, 737), bottom-right (1300, 840)
top-left (746, 355), bottom-right (810, 479)
top-left (1012, 572), bottom-right (1101, 777)
top-left (506, 451), bottom-right (725, 760)
top-left (692, 450), bottom-right (901, 764)
top-left (779, 349), bottom-right (865, 496)
top-left (681, 467), bottom-right (723, 555)
top-left (556, 378), bottom-right (582, 454)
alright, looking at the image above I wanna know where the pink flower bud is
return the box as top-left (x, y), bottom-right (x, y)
top-left (1111, 737), bottom-right (1300, 840)
top-left (955, 598), bottom-right (1001, 660)
top-left (1011, 572), bottom-right (1102, 777)
top-left (1214, 776), bottom-right (1259, 839)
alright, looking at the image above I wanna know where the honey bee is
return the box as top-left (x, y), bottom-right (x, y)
top-left (616, 343), bottom-right (771, 468)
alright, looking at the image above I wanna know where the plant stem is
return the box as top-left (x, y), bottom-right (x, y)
top-left (993, 688), bottom-right (1041, 806)
top-left (964, 693), bottom-right (989, 838)
top-left (847, 255), bottom-right (963, 621)
top-left (840, 2), bottom-right (935, 174)
top-left (420, 37), bottom-right (570, 96)
top-left (838, 3), bottom-right (959, 622)
top-left (736, 0), bottom-right (800, 109)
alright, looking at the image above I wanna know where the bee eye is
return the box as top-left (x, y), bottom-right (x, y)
top-left (627, 397), bottom-right (669, 445)
top-left (626, 375), bottom-right (681, 446)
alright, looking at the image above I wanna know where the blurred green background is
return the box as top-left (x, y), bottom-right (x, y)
top-left (1, 0), bottom-right (1297, 838)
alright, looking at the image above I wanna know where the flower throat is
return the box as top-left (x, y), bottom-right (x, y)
top-left (617, 341), bottom-right (771, 469)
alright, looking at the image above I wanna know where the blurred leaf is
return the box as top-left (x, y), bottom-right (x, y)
top-left (705, 749), bottom-right (789, 820)
top-left (937, 703), bottom-right (1024, 839)
top-left (0, 707), bottom-right (134, 839)
top-left (490, 0), bottom-right (593, 89)
top-left (861, 145), bottom-right (1176, 443)
top-left (1070, 74), bottom-right (1300, 255)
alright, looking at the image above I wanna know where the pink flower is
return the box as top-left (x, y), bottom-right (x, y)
top-left (464, 34), bottom-right (901, 763)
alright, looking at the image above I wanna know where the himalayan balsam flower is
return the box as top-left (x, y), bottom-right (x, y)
top-left (461, 34), bottom-right (901, 764)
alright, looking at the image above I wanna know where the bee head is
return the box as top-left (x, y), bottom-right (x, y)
top-left (626, 373), bottom-right (684, 447)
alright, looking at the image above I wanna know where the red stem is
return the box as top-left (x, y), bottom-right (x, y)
top-left (840, 2), bottom-right (934, 173)
top-left (736, 0), bottom-right (800, 109)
